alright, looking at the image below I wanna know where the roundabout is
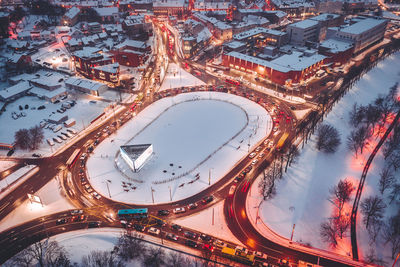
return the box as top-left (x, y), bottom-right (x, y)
top-left (86, 91), bottom-right (272, 204)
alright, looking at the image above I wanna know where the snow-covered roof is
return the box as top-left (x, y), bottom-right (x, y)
top-left (223, 40), bottom-right (246, 49)
top-left (63, 7), bottom-right (80, 20)
top-left (320, 38), bottom-right (354, 53)
top-left (153, 0), bottom-right (187, 7)
top-left (115, 39), bottom-right (149, 50)
top-left (93, 63), bottom-right (119, 74)
top-left (288, 19), bottom-right (319, 29)
top-left (29, 86), bottom-right (67, 99)
top-left (339, 18), bottom-right (387, 35)
top-left (28, 71), bottom-right (64, 89)
top-left (227, 51), bottom-right (326, 73)
top-left (310, 13), bottom-right (340, 22)
top-left (0, 82), bottom-right (32, 100)
top-left (197, 27), bottom-right (212, 43)
top-left (7, 54), bottom-right (24, 64)
top-left (73, 47), bottom-right (103, 59)
top-left (94, 7), bottom-right (119, 17)
top-left (233, 27), bottom-right (286, 41)
top-left (65, 77), bottom-right (107, 91)
top-left (194, 0), bottom-right (231, 10)
top-left (215, 21), bottom-right (232, 30)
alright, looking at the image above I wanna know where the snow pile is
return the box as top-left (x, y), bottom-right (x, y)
top-left (87, 92), bottom-right (272, 204)
top-left (159, 63), bottom-right (205, 91)
top-left (251, 52), bottom-right (400, 262)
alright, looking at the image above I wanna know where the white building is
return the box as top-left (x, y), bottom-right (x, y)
top-left (286, 19), bottom-right (320, 46)
top-left (65, 77), bottom-right (108, 96)
top-left (120, 144), bottom-right (153, 172)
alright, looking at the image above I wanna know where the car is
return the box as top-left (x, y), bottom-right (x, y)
top-left (87, 146), bottom-right (94, 153)
top-left (255, 146), bottom-right (262, 152)
top-left (252, 159), bottom-right (259, 165)
top-left (32, 153), bottom-right (41, 157)
top-left (245, 165), bottom-right (252, 173)
top-left (187, 203), bottom-right (198, 210)
top-left (202, 243), bottom-right (214, 252)
top-left (71, 215), bottom-right (86, 222)
top-left (249, 152), bottom-right (257, 159)
top-left (133, 223), bottom-right (145, 232)
top-left (95, 132), bottom-right (102, 138)
top-left (56, 218), bottom-right (68, 225)
top-left (92, 192), bottom-right (101, 200)
top-left (80, 153), bottom-right (87, 161)
top-left (258, 152), bottom-right (265, 158)
top-left (235, 245), bottom-right (249, 255)
top-left (200, 233), bottom-right (212, 242)
top-left (184, 231), bottom-right (197, 239)
top-left (71, 209), bottom-right (83, 215)
top-left (234, 176), bottom-right (241, 183)
top-left (201, 195), bottom-right (214, 204)
top-left (263, 139), bottom-right (270, 146)
top-left (173, 207), bottom-right (186, 214)
top-left (148, 227), bottom-right (160, 235)
top-left (290, 106), bottom-right (296, 110)
top-left (157, 210), bottom-right (170, 216)
top-left (94, 139), bottom-right (99, 146)
top-left (88, 221), bottom-right (101, 228)
top-left (171, 224), bottom-right (182, 231)
top-left (213, 239), bottom-right (226, 248)
top-left (155, 219), bottom-right (167, 227)
top-left (185, 239), bottom-right (198, 248)
top-left (80, 160), bottom-right (85, 167)
top-left (229, 185), bottom-right (237, 196)
top-left (253, 251), bottom-right (268, 259)
top-left (166, 233), bottom-right (179, 241)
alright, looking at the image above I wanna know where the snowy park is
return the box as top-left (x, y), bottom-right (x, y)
top-left (87, 91), bottom-right (272, 204)
top-left (249, 52), bottom-right (400, 264)
top-left (159, 63), bottom-right (206, 91)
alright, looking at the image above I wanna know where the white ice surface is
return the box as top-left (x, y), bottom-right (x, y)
top-left (87, 92), bottom-right (272, 204)
top-left (255, 52), bottom-right (400, 262)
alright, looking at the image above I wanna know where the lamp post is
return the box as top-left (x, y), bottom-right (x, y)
top-left (151, 187), bottom-right (155, 204)
top-left (168, 186), bottom-right (172, 202)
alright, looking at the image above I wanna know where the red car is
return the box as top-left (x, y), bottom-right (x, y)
top-left (202, 243), bottom-right (214, 252)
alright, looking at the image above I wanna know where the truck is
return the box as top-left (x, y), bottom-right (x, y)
top-left (276, 133), bottom-right (289, 151)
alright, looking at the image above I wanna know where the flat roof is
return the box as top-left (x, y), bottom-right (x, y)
top-left (288, 19), bottom-right (319, 29)
top-left (0, 82), bottom-right (32, 100)
top-left (320, 38), bottom-right (354, 53)
top-left (120, 144), bottom-right (152, 161)
top-left (93, 63), bottom-right (119, 74)
top-left (310, 13), bottom-right (340, 22)
top-left (65, 77), bottom-right (107, 91)
top-left (339, 18), bottom-right (387, 35)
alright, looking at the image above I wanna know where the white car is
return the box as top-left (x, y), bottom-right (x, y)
top-left (253, 251), bottom-right (268, 259)
top-left (148, 227), bottom-right (160, 235)
top-left (251, 159), bottom-right (258, 165)
top-left (249, 152), bottom-right (257, 159)
top-left (236, 245), bottom-right (249, 255)
top-left (173, 207), bottom-right (186, 214)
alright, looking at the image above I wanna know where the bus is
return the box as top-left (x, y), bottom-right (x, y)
top-left (276, 133), bottom-right (289, 151)
top-left (220, 247), bottom-right (255, 265)
top-left (66, 148), bottom-right (81, 169)
top-left (225, 79), bottom-right (240, 86)
top-left (117, 208), bottom-right (148, 220)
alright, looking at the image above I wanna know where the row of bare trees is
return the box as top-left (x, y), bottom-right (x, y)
top-left (258, 145), bottom-right (299, 200)
top-left (5, 231), bottom-right (218, 267)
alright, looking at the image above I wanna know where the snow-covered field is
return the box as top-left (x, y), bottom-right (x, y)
top-left (253, 52), bottom-right (400, 262)
top-left (159, 63), bottom-right (205, 91)
top-left (0, 94), bottom-right (109, 157)
top-left (87, 92), bottom-right (272, 204)
top-left (0, 177), bottom-right (74, 232)
top-left (0, 160), bottom-right (16, 172)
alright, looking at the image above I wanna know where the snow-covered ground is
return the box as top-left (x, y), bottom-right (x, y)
top-left (252, 52), bottom-right (400, 262)
top-left (174, 200), bottom-right (243, 246)
top-left (0, 177), bottom-right (74, 232)
top-left (87, 92), bottom-right (272, 204)
top-left (0, 94), bottom-right (109, 157)
top-left (0, 160), bottom-right (16, 172)
top-left (159, 63), bottom-right (205, 91)
top-left (0, 165), bottom-right (36, 199)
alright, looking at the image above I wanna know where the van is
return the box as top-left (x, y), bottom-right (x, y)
top-left (47, 138), bottom-right (55, 146)
top-left (53, 125), bottom-right (62, 133)
top-left (148, 227), bottom-right (160, 235)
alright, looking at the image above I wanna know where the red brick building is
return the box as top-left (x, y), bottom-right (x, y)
top-left (111, 39), bottom-right (150, 67)
top-left (223, 51), bottom-right (326, 85)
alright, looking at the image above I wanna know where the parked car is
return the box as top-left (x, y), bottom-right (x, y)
top-left (166, 233), bottom-right (179, 241)
top-left (184, 231), bottom-right (197, 239)
top-left (171, 224), bottom-right (182, 231)
top-left (133, 224), bottom-right (145, 232)
top-left (157, 210), bottom-right (170, 216)
top-left (201, 196), bottom-right (214, 204)
top-left (185, 240), bottom-right (198, 248)
top-left (187, 203), bottom-right (198, 210)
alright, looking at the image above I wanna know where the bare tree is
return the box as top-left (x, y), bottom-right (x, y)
top-left (365, 247), bottom-right (386, 266)
top-left (388, 183), bottom-right (400, 204)
top-left (348, 103), bottom-right (365, 128)
top-left (334, 215), bottom-right (350, 239)
top-left (29, 125), bottom-right (44, 150)
top-left (365, 104), bottom-right (381, 134)
top-left (166, 252), bottom-right (187, 267)
top-left (316, 124), bottom-right (341, 153)
top-left (379, 166), bottom-right (395, 194)
top-left (14, 128), bottom-right (30, 150)
top-left (360, 196), bottom-right (386, 229)
top-left (5, 249), bottom-right (34, 267)
top-left (115, 231), bottom-right (146, 261)
top-left (143, 247), bottom-right (165, 267)
top-left (347, 126), bottom-right (372, 156)
top-left (383, 125), bottom-right (400, 160)
top-left (259, 168), bottom-right (276, 200)
top-left (383, 214), bottom-right (400, 259)
top-left (81, 250), bottom-right (122, 267)
top-left (320, 220), bottom-right (338, 248)
top-left (285, 145), bottom-right (299, 172)
top-left (388, 150), bottom-right (400, 171)
top-left (330, 179), bottom-right (354, 216)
